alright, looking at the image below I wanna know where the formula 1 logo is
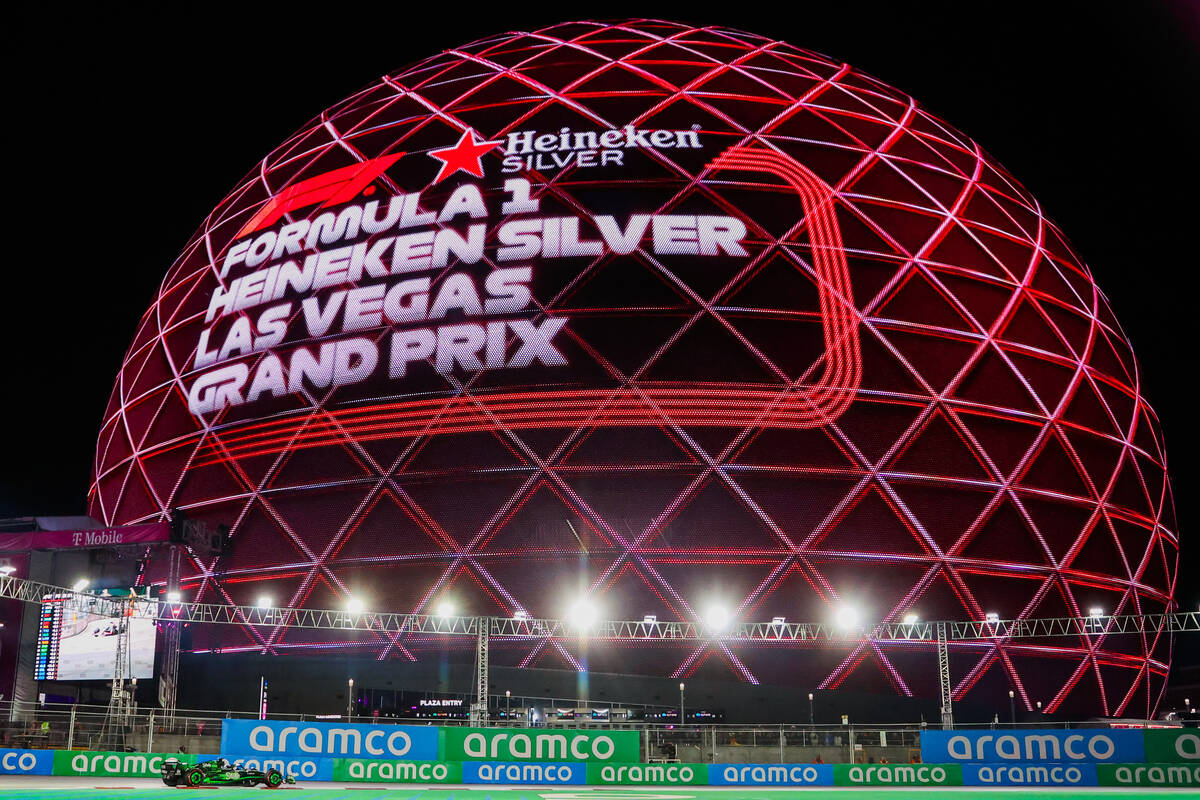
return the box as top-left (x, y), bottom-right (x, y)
top-left (236, 154), bottom-right (405, 237)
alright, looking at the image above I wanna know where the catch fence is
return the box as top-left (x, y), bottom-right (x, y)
top-left (0, 700), bottom-right (1159, 764)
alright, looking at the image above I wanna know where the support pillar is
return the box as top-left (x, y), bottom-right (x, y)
top-left (937, 621), bottom-right (953, 728)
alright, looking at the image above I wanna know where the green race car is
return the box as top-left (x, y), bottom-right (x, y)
top-left (161, 757), bottom-right (296, 788)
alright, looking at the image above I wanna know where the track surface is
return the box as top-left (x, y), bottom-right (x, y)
top-left (0, 780), bottom-right (1195, 798)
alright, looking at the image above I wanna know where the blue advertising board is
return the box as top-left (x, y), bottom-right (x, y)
top-left (0, 748), bottom-right (54, 775)
top-left (963, 763), bottom-right (1098, 786)
top-left (708, 763), bottom-right (833, 785)
top-left (221, 753), bottom-right (334, 781)
top-left (463, 760), bottom-right (586, 784)
top-left (922, 730), bottom-right (1144, 764)
top-left (220, 719), bottom-right (438, 761)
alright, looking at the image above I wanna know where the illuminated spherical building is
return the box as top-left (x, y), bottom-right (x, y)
top-left (90, 19), bottom-right (1177, 717)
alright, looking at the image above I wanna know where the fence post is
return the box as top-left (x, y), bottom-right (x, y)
top-left (67, 704), bottom-right (77, 750)
top-left (148, 710), bottom-right (155, 752)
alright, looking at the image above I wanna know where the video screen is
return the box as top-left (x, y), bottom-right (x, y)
top-left (35, 593), bottom-right (156, 681)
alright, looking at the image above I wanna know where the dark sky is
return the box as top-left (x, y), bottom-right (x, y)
top-left (7, 2), bottom-right (1197, 621)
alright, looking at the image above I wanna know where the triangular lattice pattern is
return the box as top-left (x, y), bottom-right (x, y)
top-left (89, 19), bottom-right (1177, 718)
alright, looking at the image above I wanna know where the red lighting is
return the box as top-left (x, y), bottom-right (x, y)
top-left (89, 19), bottom-right (1177, 719)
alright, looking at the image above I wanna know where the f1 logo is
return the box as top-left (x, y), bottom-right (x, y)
top-left (705, 145), bottom-right (862, 427)
top-left (234, 153), bottom-right (405, 238)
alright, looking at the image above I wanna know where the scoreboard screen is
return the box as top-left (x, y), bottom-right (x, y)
top-left (34, 594), bottom-right (156, 681)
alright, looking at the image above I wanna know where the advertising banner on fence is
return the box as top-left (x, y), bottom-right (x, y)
top-left (587, 762), bottom-right (708, 785)
top-left (921, 729), bottom-right (1144, 763)
top-left (1098, 763), bottom-right (1200, 787)
top-left (1143, 729), bottom-right (1200, 762)
top-left (0, 749), bottom-right (54, 775)
top-left (463, 760), bottom-right (586, 784)
top-left (443, 728), bottom-right (638, 762)
top-left (834, 763), bottom-right (962, 786)
top-left (222, 754), bottom-right (332, 781)
top-left (51, 751), bottom-right (197, 777)
top-left (963, 763), bottom-right (1097, 786)
top-left (708, 763), bottom-right (833, 786)
top-left (333, 759), bottom-right (462, 783)
top-left (220, 719), bottom-right (438, 760)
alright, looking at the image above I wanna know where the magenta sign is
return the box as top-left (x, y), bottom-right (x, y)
top-left (0, 522), bottom-right (170, 552)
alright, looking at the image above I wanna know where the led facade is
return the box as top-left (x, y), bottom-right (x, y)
top-left (90, 20), bottom-right (1177, 717)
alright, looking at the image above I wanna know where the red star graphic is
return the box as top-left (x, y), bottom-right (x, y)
top-left (427, 129), bottom-right (502, 183)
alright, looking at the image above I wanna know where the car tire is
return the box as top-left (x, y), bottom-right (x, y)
top-left (184, 768), bottom-right (205, 786)
top-left (266, 770), bottom-right (284, 788)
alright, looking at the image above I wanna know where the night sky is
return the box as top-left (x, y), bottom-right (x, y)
top-left (8, 4), bottom-right (1197, 647)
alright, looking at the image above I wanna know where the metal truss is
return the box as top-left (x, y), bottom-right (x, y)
top-left (3, 574), bottom-right (1195, 641)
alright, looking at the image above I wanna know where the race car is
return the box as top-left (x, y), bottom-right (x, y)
top-left (160, 757), bottom-right (295, 788)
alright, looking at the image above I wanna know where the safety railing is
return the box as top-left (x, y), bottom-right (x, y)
top-left (0, 699), bottom-right (1174, 761)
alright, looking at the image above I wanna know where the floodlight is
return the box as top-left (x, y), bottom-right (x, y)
top-left (436, 600), bottom-right (456, 619)
top-left (704, 604), bottom-right (730, 630)
top-left (72, 579), bottom-right (89, 592)
top-left (566, 598), bottom-right (598, 630)
top-left (985, 612), bottom-right (999, 623)
top-left (903, 613), bottom-right (919, 624)
top-left (643, 615), bottom-right (658, 624)
top-left (256, 595), bottom-right (273, 609)
top-left (834, 604), bottom-right (860, 629)
top-left (1088, 607), bottom-right (1104, 618)
top-left (771, 616), bottom-right (786, 625)
top-left (0, 565), bottom-right (16, 576)
top-left (346, 597), bottom-right (365, 614)
top-left (512, 609), bottom-right (528, 620)
top-left (166, 591), bottom-right (182, 603)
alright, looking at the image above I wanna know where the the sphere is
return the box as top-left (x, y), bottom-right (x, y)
top-left (90, 19), bottom-right (1177, 717)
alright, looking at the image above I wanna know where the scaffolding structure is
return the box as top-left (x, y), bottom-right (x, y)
top-left (2, 573), bottom-right (1194, 728)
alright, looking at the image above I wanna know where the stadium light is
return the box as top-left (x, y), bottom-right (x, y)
top-left (903, 612), bottom-right (919, 624)
top-left (704, 604), bottom-right (731, 631)
top-left (834, 604), bottom-right (860, 630)
top-left (346, 597), bottom-right (365, 614)
top-left (256, 595), bottom-right (273, 609)
top-left (166, 591), bottom-right (182, 603)
top-left (985, 612), bottom-right (999, 623)
top-left (566, 598), bottom-right (599, 630)
top-left (1088, 607), bottom-right (1104, 618)
top-left (72, 579), bottom-right (89, 592)
top-left (436, 600), bottom-right (456, 619)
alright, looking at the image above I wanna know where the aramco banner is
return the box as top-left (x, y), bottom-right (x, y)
top-left (588, 762), bottom-right (709, 785)
top-left (332, 759), bottom-right (461, 783)
top-left (441, 728), bottom-right (639, 762)
top-left (222, 754), bottom-right (332, 781)
top-left (1098, 763), bottom-right (1200, 787)
top-left (0, 749), bottom-right (54, 775)
top-left (51, 751), bottom-right (197, 777)
top-left (921, 729), bottom-right (1144, 763)
top-left (220, 719), bottom-right (438, 760)
top-left (1142, 729), bottom-right (1200, 762)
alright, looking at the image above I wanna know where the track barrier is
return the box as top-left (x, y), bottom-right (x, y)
top-left (5, 725), bottom-right (1193, 786)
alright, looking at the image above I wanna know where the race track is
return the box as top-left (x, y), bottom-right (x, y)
top-left (0, 779), bottom-right (1193, 799)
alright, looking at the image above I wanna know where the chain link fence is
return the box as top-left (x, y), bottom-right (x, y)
top-left (1, 699), bottom-right (1151, 764)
